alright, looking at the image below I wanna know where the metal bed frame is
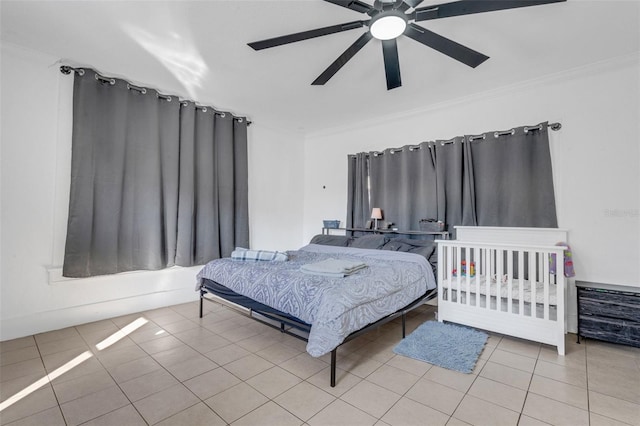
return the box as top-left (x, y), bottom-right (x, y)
top-left (199, 279), bottom-right (437, 387)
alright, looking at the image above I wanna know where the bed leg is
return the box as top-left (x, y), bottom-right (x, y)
top-left (330, 349), bottom-right (337, 387)
top-left (402, 312), bottom-right (406, 338)
top-left (199, 290), bottom-right (204, 319)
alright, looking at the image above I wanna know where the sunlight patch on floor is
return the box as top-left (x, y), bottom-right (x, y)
top-left (0, 317), bottom-right (148, 412)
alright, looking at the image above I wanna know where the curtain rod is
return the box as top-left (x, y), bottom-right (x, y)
top-left (60, 65), bottom-right (252, 126)
top-left (350, 121), bottom-right (562, 158)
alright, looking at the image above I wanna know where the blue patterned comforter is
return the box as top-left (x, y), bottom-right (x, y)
top-left (196, 244), bottom-right (436, 356)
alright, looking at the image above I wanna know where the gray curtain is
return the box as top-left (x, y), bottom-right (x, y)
top-left (469, 123), bottom-right (557, 227)
top-left (369, 142), bottom-right (438, 232)
top-left (346, 153), bottom-right (370, 229)
top-left (175, 104), bottom-right (249, 265)
top-left (63, 70), bottom-right (248, 277)
top-left (434, 137), bottom-right (477, 236)
top-left (347, 122), bottom-right (557, 236)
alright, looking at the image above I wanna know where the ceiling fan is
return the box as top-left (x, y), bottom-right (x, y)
top-left (248, 0), bottom-right (566, 90)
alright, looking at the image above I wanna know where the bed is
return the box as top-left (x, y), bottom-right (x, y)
top-left (436, 226), bottom-right (568, 355)
top-left (196, 234), bottom-right (438, 386)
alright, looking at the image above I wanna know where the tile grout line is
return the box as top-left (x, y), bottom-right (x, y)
top-left (131, 311), bottom-right (221, 425)
top-left (180, 304), bottom-right (315, 425)
top-left (5, 302), bottom-right (640, 426)
top-left (77, 312), bottom-right (205, 425)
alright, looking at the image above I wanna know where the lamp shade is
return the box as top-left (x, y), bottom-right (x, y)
top-left (371, 208), bottom-right (383, 220)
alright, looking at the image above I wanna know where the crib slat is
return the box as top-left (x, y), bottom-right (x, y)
top-left (474, 247), bottom-right (480, 308)
top-left (543, 250), bottom-right (550, 320)
top-left (507, 249), bottom-right (513, 314)
top-left (555, 248), bottom-right (566, 353)
top-left (529, 251), bottom-right (537, 318)
top-left (485, 248), bottom-right (491, 311)
top-left (465, 247), bottom-right (471, 307)
top-left (496, 249), bottom-right (503, 312)
top-left (518, 250), bottom-right (525, 317)
top-left (446, 245), bottom-right (453, 303)
top-left (456, 246), bottom-right (462, 305)
top-left (482, 248), bottom-right (487, 309)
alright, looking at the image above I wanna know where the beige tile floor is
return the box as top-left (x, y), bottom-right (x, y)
top-left (1, 301), bottom-right (639, 425)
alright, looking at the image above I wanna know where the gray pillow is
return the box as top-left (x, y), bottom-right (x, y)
top-left (381, 240), bottom-right (415, 252)
top-left (309, 234), bottom-right (352, 247)
top-left (349, 235), bottom-right (388, 249)
top-left (390, 237), bottom-right (434, 247)
top-left (408, 244), bottom-right (436, 260)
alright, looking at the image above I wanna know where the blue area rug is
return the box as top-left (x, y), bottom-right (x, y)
top-left (393, 321), bottom-right (488, 374)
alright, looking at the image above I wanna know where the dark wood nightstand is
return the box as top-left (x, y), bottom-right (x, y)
top-left (576, 281), bottom-right (640, 348)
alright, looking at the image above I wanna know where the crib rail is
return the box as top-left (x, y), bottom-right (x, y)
top-left (436, 240), bottom-right (567, 354)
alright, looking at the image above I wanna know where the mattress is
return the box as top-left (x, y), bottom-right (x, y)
top-left (441, 276), bottom-right (558, 306)
top-left (197, 244), bottom-right (436, 356)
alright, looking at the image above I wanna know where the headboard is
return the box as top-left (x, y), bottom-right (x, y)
top-left (454, 226), bottom-right (568, 246)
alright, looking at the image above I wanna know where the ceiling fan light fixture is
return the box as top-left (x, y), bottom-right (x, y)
top-left (370, 13), bottom-right (407, 40)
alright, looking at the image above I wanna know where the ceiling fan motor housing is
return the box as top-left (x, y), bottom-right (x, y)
top-left (369, 9), bottom-right (409, 40)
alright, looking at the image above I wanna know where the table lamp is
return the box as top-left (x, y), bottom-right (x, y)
top-left (371, 208), bottom-right (383, 230)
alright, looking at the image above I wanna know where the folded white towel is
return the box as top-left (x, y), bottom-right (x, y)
top-left (231, 247), bottom-right (288, 262)
top-left (300, 258), bottom-right (367, 277)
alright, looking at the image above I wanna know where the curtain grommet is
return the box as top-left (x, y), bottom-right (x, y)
top-left (127, 84), bottom-right (147, 94)
top-left (524, 125), bottom-right (543, 134)
top-left (494, 129), bottom-right (515, 138)
top-left (95, 73), bottom-right (115, 85)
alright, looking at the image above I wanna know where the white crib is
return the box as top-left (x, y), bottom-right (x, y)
top-left (436, 227), bottom-right (568, 355)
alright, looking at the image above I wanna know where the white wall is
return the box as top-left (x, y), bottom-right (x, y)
top-left (2, 39), bottom-right (638, 340)
top-left (248, 123), bottom-right (306, 251)
top-left (302, 54), bottom-right (640, 331)
top-left (0, 43), bottom-right (304, 340)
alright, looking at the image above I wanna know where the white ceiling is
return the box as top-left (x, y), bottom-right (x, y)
top-left (1, 0), bottom-right (639, 134)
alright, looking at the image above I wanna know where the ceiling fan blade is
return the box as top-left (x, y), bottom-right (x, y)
top-left (248, 21), bottom-right (365, 50)
top-left (404, 23), bottom-right (489, 68)
top-left (397, 0), bottom-right (425, 12)
top-left (413, 0), bottom-right (566, 22)
top-left (312, 32), bottom-right (373, 86)
top-left (324, 0), bottom-right (373, 14)
top-left (382, 39), bottom-right (402, 90)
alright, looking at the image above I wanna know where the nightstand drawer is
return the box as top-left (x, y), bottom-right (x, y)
top-left (578, 296), bottom-right (640, 322)
top-left (578, 315), bottom-right (640, 348)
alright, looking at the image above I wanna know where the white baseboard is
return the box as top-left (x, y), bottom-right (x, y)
top-left (0, 287), bottom-right (199, 341)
